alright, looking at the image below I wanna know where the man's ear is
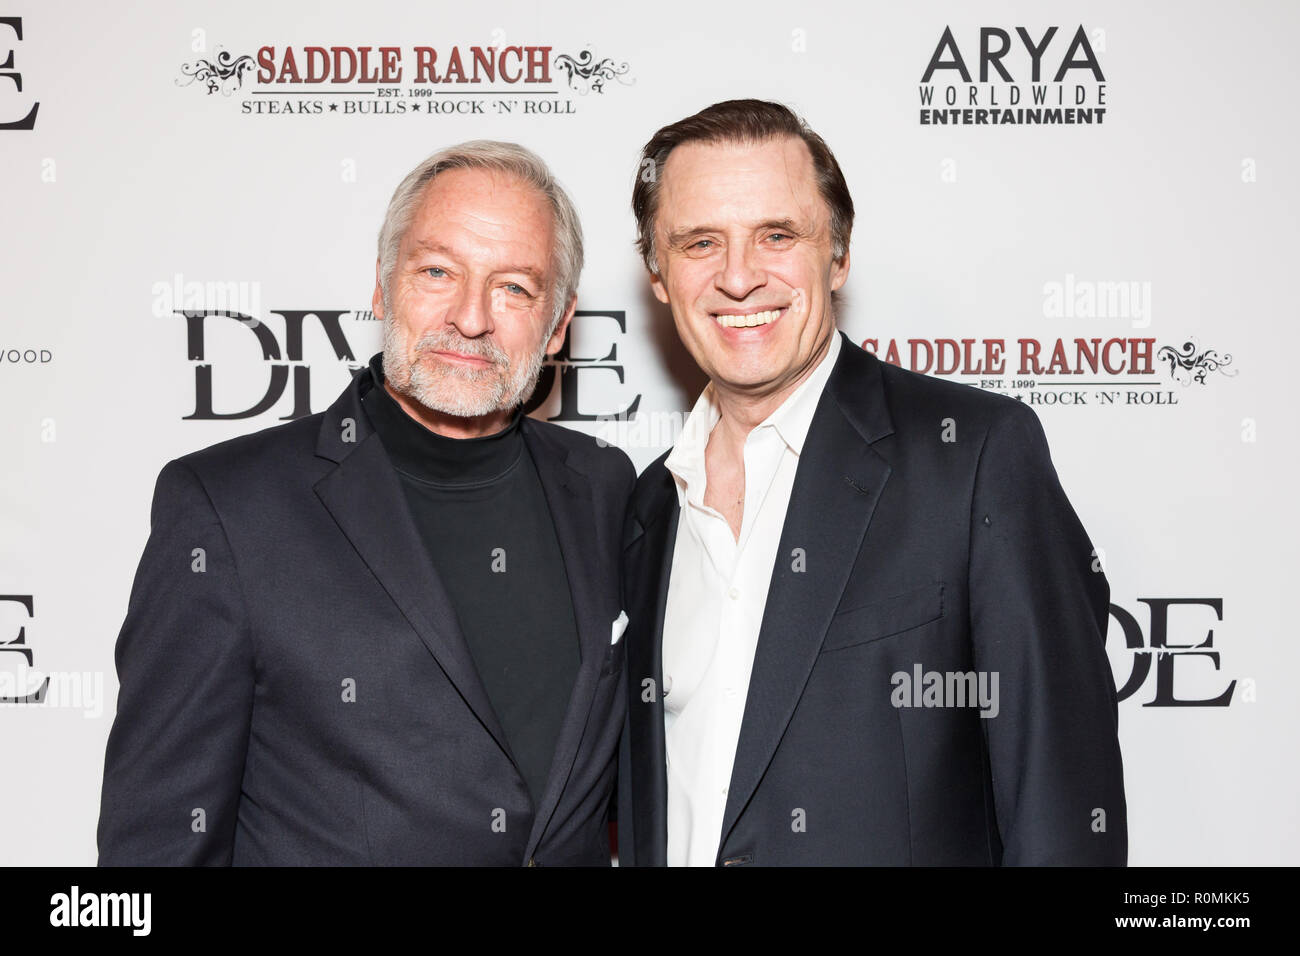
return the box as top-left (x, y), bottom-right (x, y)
top-left (371, 259), bottom-right (386, 320)
top-left (649, 267), bottom-right (670, 305)
top-left (830, 248), bottom-right (851, 292)
top-left (545, 294), bottom-right (578, 356)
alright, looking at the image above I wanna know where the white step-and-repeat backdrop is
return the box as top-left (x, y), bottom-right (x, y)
top-left (2, 0), bottom-right (1297, 864)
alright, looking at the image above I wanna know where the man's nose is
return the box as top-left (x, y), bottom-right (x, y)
top-left (716, 240), bottom-right (765, 300)
top-left (445, 283), bottom-right (496, 338)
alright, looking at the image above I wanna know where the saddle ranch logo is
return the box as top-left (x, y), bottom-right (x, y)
top-left (175, 35), bottom-right (632, 118)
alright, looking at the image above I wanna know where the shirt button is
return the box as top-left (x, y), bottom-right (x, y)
top-left (722, 787), bottom-right (729, 796)
top-left (728, 587), bottom-right (740, 600)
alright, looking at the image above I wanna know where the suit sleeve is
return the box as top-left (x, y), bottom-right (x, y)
top-left (97, 459), bottom-right (255, 865)
top-left (968, 402), bottom-right (1127, 865)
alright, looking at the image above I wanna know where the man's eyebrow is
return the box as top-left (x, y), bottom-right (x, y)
top-left (664, 218), bottom-right (805, 248)
top-left (498, 263), bottom-right (546, 283)
top-left (406, 239), bottom-right (545, 282)
top-left (408, 239), bottom-right (455, 257)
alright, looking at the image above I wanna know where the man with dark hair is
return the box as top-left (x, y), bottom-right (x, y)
top-left (617, 99), bottom-right (1127, 866)
top-left (98, 141), bottom-right (634, 865)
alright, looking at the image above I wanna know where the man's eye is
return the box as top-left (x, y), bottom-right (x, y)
top-left (425, 267), bottom-right (447, 278)
top-left (689, 239), bottom-right (714, 251)
top-left (766, 233), bottom-right (792, 243)
top-left (505, 283), bottom-right (531, 296)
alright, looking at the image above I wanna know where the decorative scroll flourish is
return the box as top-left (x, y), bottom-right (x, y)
top-left (554, 49), bottom-right (632, 95)
top-left (1157, 340), bottom-right (1237, 386)
top-left (177, 49), bottom-right (256, 96)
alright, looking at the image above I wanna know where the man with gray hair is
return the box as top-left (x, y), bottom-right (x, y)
top-left (98, 141), bottom-right (635, 865)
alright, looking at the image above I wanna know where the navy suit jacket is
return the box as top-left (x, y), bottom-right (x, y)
top-left (98, 363), bottom-right (635, 865)
top-left (617, 333), bottom-right (1127, 865)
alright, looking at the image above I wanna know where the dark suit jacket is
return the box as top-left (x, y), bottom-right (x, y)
top-left (617, 333), bottom-right (1127, 866)
top-left (98, 363), bottom-right (634, 865)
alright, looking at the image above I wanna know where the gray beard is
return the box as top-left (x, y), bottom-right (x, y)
top-left (381, 319), bottom-right (548, 419)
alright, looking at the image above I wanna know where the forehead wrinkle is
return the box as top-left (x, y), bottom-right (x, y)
top-left (403, 201), bottom-right (553, 281)
top-left (658, 138), bottom-right (829, 245)
top-left (776, 137), bottom-right (828, 239)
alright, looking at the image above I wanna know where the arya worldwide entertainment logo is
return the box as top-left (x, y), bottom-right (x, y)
top-left (919, 24), bottom-right (1107, 127)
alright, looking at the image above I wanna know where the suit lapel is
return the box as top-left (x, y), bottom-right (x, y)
top-left (311, 371), bottom-right (517, 768)
top-left (624, 469), bottom-right (678, 866)
top-left (717, 335), bottom-right (895, 856)
top-left (520, 420), bottom-right (613, 859)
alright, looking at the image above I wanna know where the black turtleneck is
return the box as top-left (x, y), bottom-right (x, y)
top-left (360, 354), bottom-right (580, 811)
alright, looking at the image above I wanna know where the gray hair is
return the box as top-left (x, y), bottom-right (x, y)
top-left (377, 140), bottom-right (584, 329)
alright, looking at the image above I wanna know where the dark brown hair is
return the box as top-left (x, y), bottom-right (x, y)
top-left (631, 99), bottom-right (854, 274)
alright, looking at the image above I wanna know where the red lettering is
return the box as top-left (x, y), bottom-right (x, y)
top-left (256, 46), bottom-right (276, 83)
top-left (526, 46), bottom-right (551, 83)
top-left (414, 47), bottom-right (438, 82)
top-left (1074, 337), bottom-right (1101, 374)
top-left (1102, 337), bottom-right (1127, 374)
top-left (304, 47), bottom-right (329, 83)
top-left (935, 338), bottom-right (961, 374)
top-left (333, 47), bottom-right (357, 83)
top-left (380, 47), bottom-right (402, 83)
top-left (357, 47), bottom-right (379, 83)
top-left (910, 339), bottom-right (935, 373)
top-left (500, 46), bottom-right (523, 83)
top-left (444, 47), bottom-right (467, 83)
top-left (1018, 338), bottom-right (1044, 375)
top-left (1131, 337), bottom-right (1155, 374)
top-left (985, 339), bottom-right (1006, 374)
top-left (277, 47), bottom-right (301, 83)
top-left (1046, 339), bottom-right (1070, 374)
top-left (471, 46), bottom-right (495, 82)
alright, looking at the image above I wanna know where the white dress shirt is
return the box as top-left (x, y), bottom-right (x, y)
top-left (661, 332), bottom-right (842, 866)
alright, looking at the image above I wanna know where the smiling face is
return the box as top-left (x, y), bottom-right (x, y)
top-left (373, 166), bottom-right (573, 437)
top-left (649, 135), bottom-right (849, 405)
